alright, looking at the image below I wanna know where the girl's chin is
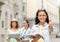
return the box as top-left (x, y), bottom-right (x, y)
top-left (40, 21), bottom-right (45, 23)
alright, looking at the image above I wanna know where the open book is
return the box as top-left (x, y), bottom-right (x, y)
top-left (9, 34), bottom-right (20, 38)
top-left (27, 34), bottom-right (44, 39)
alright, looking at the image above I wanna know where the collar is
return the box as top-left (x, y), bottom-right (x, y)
top-left (36, 22), bottom-right (48, 27)
top-left (22, 27), bottom-right (30, 30)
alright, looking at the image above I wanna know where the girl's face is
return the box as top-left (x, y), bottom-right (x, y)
top-left (23, 21), bottom-right (28, 28)
top-left (38, 11), bottom-right (47, 23)
top-left (12, 22), bottom-right (17, 28)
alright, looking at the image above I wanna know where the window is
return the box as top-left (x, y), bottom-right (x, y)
top-left (5, 12), bottom-right (8, 28)
top-left (22, 5), bottom-right (25, 12)
top-left (2, 21), bottom-right (4, 28)
top-left (14, 12), bottom-right (18, 18)
top-left (0, 10), bottom-right (1, 17)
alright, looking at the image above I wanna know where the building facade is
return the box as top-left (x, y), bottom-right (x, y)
top-left (0, 0), bottom-right (59, 42)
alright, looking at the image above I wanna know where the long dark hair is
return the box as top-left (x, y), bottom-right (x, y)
top-left (35, 9), bottom-right (49, 24)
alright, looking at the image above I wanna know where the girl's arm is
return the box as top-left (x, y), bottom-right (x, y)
top-left (49, 20), bottom-right (54, 31)
top-left (15, 37), bottom-right (20, 41)
top-left (31, 34), bottom-right (41, 42)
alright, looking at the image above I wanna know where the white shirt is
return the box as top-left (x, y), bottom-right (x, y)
top-left (20, 27), bottom-right (32, 42)
top-left (32, 23), bottom-right (51, 42)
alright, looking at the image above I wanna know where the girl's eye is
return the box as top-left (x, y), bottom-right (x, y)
top-left (43, 15), bottom-right (45, 16)
top-left (39, 15), bottom-right (41, 16)
top-left (43, 15), bottom-right (46, 16)
top-left (38, 14), bottom-right (46, 17)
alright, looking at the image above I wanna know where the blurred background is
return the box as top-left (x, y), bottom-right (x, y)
top-left (0, 0), bottom-right (60, 42)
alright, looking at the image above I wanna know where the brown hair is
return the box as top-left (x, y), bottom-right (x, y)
top-left (10, 21), bottom-right (19, 29)
top-left (23, 20), bottom-right (29, 27)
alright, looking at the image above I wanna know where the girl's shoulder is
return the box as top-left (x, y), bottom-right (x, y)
top-left (6, 28), bottom-right (11, 33)
top-left (17, 28), bottom-right (20, 31)
top-left (7, 28), bottom-right (11, 32)
top-left (28, 27), bottom-right (32, 31)
top-left (20, 27), bottom-right (24, 32)
top-left (32, 24), bottom-right (39, 28)
top-left (32, 25), bottom-right (39, 30)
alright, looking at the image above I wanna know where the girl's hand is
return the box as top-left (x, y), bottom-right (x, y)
top-left (49, 20), bottom-right (53, 28)
top-left (22, 39), bottom-right (29, 42)
top-left (15, 37), bottom-right (20, 41)
top-left (6, 37), bottom-right (11, 41)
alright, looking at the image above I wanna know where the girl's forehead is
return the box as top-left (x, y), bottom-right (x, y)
top-left (23, 21), bottom-right (26, 23)
top-left (38, 12), bottom-right (46, 15)
top-left (39, 11), bottom-right (46, 14)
